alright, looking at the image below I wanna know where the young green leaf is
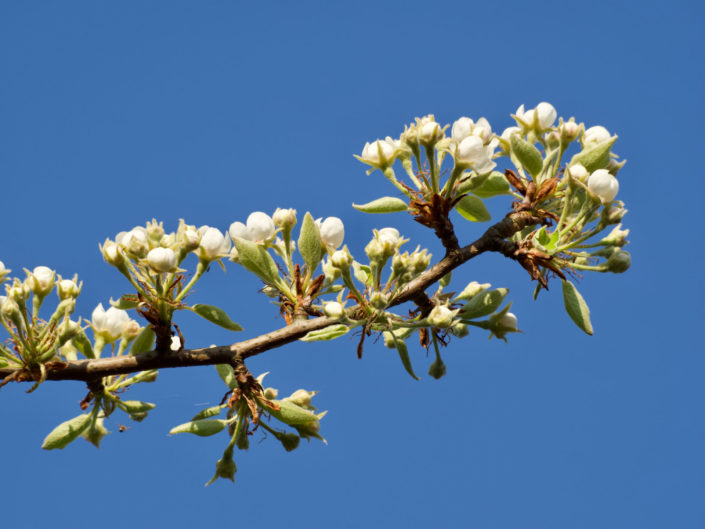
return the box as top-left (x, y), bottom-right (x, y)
top-left (109, 295), bottom-right (139, 310)
top-left (394, 339), bottom-right (419, 380)
top-left (130, 326), bottom-right (155, 355)
top-left (352, 196), bottom-right (408, 213)
top-left (455, 195), bottom-right (491, 223)
top-left (216, 364), bottom-right (237, 390)
top-left (569, 136), bottom-right (616, 172)
top-left (561, 280), bottom-right (594, 335)
top-left (118, 400), bottom-right (156, 414)
top-left (468, 171), bottom-right (511, 198)
top-left (297, 212), bottom-right (324, 274)
top-left (510, 134), bottom-right (543, 177)
top-left (42, 413), bottom-right (93, 450)
top-left (232, 237), bottom-right (281, 286)
top-left (259, 399), bottom-right (321, 426)
top-left (191, 304), bottom-right (243, 331)
top-left (169, 419), bottom-right (228, 437)
top-left (300, 324), bottom-right (349, 342)
top-left (192, 405), bottom-right (225, 421)
top-left (460, 288), bottom-right (509, 319)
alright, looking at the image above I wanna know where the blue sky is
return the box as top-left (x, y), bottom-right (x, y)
top-left (1, 1), bottom-right (703, 528)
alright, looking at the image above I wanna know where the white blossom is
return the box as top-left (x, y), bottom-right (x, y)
top-left (359, 139), bottom-right (396, 168)
top-left (567, 164), bottom-right (589, 182)
top-left (246, 212), bottom-right (275, 242)
top-left (583, 125), bottom-right (611, 146)
top-left (516, 102), bottom-right (557, 130)
top-left (272, 208), bottom-right (297, 229)
top-left (587, 169), bottom-right (619, 202)
top-left (147, 247), bottom-right (177, 273)
top-left (57, 278), bottom-right (80, 300)
top-left (228, 221), bottom-right (250, 241)
top-left (427, 305), bottom-right (456, 328)
top-left (498, 312), bottom-right (518, 330)
top-left (318, 217), bottom-right (344, 249)
top-left (29, 266), bottom-right (55, 296)
top-left (323, 301), bottom-right (344, 319)
top-left (92, 303), bottom-right (131, 342)
top-left (197, 226), bottom-right (231, 261)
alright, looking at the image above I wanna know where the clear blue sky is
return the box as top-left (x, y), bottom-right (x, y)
top-left (1, 1), bottom-right (703, 528)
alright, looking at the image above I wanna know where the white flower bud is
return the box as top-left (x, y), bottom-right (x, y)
top-left (427, 305), bottom-right (456, 328)
top-left (0, 261), bottom-right (9, 282)
top-left (228, 221), bottom-right (250, 241)
top-left (587, 169), bottom-right (619, 202)
top-left (472, 117), bottom-right (492, 143)
top-left (376, 227), bottom-right (403, 256)
top-left (285, 389), bottom-right (317, 409)
top-left (92, 303), bottom-right (131, 343)
top-left (122, 320), bottom-right (141, 341)
top-left (177, 221), bottom-right (201, 252)
top-left (559, 120), bottom-right (580, 142)
top-left (501, 126), bottom-right (521, 142)
top-left (319, 217), bottom-right (344, 249)
top-left (535, 102), bottom-right (557, 129)
top-left (272, 208), bottom-right (297, 230)
top-left (145, 219), bottom-right (165, 243)
top-left (369, 291), bottom-right (389, 309)
top-left (498, 312), bottom-right (518, 330)
top-left (147, 247), bottom-right (177, 273)
top-left (601, 224), bottom-right (630, 247)
top-left (454, 136), bottom-right (485, 165)
top-left (451, 117), bottom-right (474, 142)
top-left (419, 119), bottom-right (442, 145)
top-left (246, 212), bottom-right (276, 242)
top-left (583, 125), bottom-right (611, 146)
top-left (170, 335), bottom-right (182, 351)
top-left (360, 139), bottom-right (396, 168)
top-left (365, 238), bottom-right (385, 261)
top-left (29, 266), bottom-right (55, 297)
top-left (197, 226), bottom-right (230, 261)
top-left (323, 301), bottom-right (344, 319)
top-left (330, 247), bottom-right (353, 270)
top-left (606, 250), bottom-right (631, 273)
top-left (57, 278), bottom-right (81, 300)
top-left (567, 164), bottom-right (589, 182)
top-left (117, 227), bottom-right (149, 258)
top-left (101, 240), bottom-right (125, 268)
top-left (455, 281), bottom-right (491, 302)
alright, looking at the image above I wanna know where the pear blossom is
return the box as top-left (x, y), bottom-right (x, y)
top-left (587, 169), bottom-right (619, 202)
top-left (583, 125), bottom-right (611, 146)
top-left (147, 247), bottom-right (177, 273)
top-left (92, 303), bottom-right (131, 342)
top-left (559, 120), bottom-right (580, 142)
top-left (57, 278), bottom-right (81, 300)
top-left (427, 305), bottom-right (456, 328)
top-left (197, 226), bottom-right (231, 261)
top-left (419, 118), bottom-right (443, 145)
top-left (323, 301), bottom-right (344, 319)
top-left (0, 261), bottom-right (9, 282)
top-left (451, 117), bottom-right (474, 142)
top-left (272, 208), bottom-right (297, 229)
top-left (498, 312), bottom-right (518, 330)
top-left (451, 136), bottom-right (497, 174)
top-left (116, 227), bottom-right (149, 257)
top-left (567, 164), bottom-right (589, 182)
top-left (246, 212), bottom-right (275, 242)
top-left (377, 227), bottom-right (401, 250)
top-left (359, 139), bottom-right (397, 168)
top-left (228, 221), bottom-right (250, 241)
top-left (101, 240), bottom-right (124, 267)
top-left (177, 222), bottom-right (201, 252)
top-left (318, 217), bottom-right (344, 249)
top-left (516, 102), bottom-right (557, 130)
top-left (29, 266), bottom-right (55, 296)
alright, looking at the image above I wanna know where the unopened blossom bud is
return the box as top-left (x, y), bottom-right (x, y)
top-left (0, 261), bottom-right (9, 283)
top-left (601, 224), bottom-right (630, 247)
top-left (101, 240), bottom-right (125, 268)
top-left (177, 221), bottom-right (201, 252)
top-left (376, 227), bottom-right (402, 256)
top-left (118, 228), bottom-right (149, 258)
top-left (583, 125), bottom-right (611, 146)
top-left (454, 136), bottom-right (485, 166)
top-left (535, 102), bottom-right (557, 129)
top-left (8, 280), bottom-right (29, 304)
top-left (228, 221), bottom-right (250, 241)
top-left (559, 120), bottom-right (580, 143)
top-left (285, 389), bottom-right (317, 409)
top-left (498, 312), bottom-right (518, 330)
top-left (29, 266), bottom-right (55, 297)
top-left (472, 117), bottom-right (492, 143)
top-left (545, 130), bottom-right (561, 149)
top-left (427, 305), bottom-right (456, 328)
top-left (455, 281), bottom-right (491, 302)
top-left (428, 355), bottom-right (447, 379)
top-left (330, 246), bottom-right (353, 270)
top-left (147, 247), bottom-right (177, 273)
top-left (587, 169), bottom-right (619, 202)
top-left (369, 291), bottom-right (388, 309)
top-left (567, 164), bottom-right (589, 182)
top-left (323, 301), bottom-right (344, 319)
top-left (122, 320), bottom-right (141, 341)
top-left (57, 277), bottom-right (81, 300)
top-left (501, 126), bottom-right (521, 142)
top-left (319, 217), bottom-right (344, 250)
top-left (450, 322), bottom-right (469, 338)
top-left (145, 219), bottom-right (165, 243)
top-left (92, 303), bottom-right (131, 343)
top-left (246, 212), bottom-right (276, 242)
top-left (410, 249), bottom-right (431, 274)
top-left (451, 117), bottom-right (474, 142)
top-left (419, 118), bottom-right (443, 146)
top-left (1, 296), bottom-right (22, 326)
top-left (603, 204), bottom-right (626, 225)
top-left (359, 139), bottom-right (397, 169)
top-left (197, 226), bottom-right (230, 261)
top-left (365, 238), bottom-right (385, 261)
top-left (606, 250), bottom-right (631, 273)
top-left (272, 208), bottom-right (297, 230)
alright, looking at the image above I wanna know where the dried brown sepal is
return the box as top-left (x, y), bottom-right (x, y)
top-left (504, 169), bottom-right (527, 195)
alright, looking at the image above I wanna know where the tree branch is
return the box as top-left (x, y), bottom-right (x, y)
top-left (0, 210), bottom-right (541, 384)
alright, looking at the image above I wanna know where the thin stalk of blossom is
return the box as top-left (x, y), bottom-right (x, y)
top-left (340, 271), bottom-right (369, 310)
top-left (282, 231), bottom-right (294, 277)
top-left (0, 345), bottom-right (20, 365)
top-left (443, 164), bottom-right (465, 198)
top-left (556, 226), bottom-right (603, 252)
top-left (174, 261), bottom-right (207, 303)
top-left (569, 261), bottom-right (609, 272)
top-left (424, 145), bottom-right (439, 194)
top-left (558, 203), bottom-right (598, 239)
top-left (401, 158), bottom-right (423, 190)
top-left (382, 167), bottom-right (412, 197)
top-left (122, 259), bottom-right (151, 300)
top-left (32, 295), bottom-right (44, 324)
top-left (557, 181), bottom-right (574, 231)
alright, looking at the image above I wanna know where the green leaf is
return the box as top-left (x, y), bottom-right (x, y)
top-left (169, 419), bottom-right (228, 437)
top-left (352, 262), bottom-right (373, 287)
top-left (561, 280), bottom-right (594, 335)
top-left (467, 171), bottom-right (511, 198)
top-left (42, 413), bottom-right (93, 450)
top-left (352, 196), bottom-right (408, 213)
top-left (232, 237), bottom-right (281, 286)
top-left (119, 400), bottom-right (156, 414)
top-left (259, 399), bottom-right (320, 426)
top-left (510, 134), bottom-right (543, 177)
top-left (300, 324), bottom-right (349, 342)
top-left (394, 339), bottom-right (419, 380)
top-left (455, 195), bottom-right (491, 223)
top-left (72, 332), bottom-right (94, 359)
top-left (191, 304), bottom-right (243, 331)
top-left (110, 295), bottom-right (139, 310)
top-left (130, 327), bottom-right (155, 355)
top-left (532, 227), bottom-right (560, 254)
top-left (192, 405), bottom-right (225, 421)
top-left (297, 212), bottom-right (324, 274)
top-left (460, 288), bottom-right (509, 319)
top-left (216, 364), bottom-right (237, 390)
top-left (569, 136), bottom-right (616, 172)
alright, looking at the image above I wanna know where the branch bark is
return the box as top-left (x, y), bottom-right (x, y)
top-left (0, 210), bottom-right (540, 384)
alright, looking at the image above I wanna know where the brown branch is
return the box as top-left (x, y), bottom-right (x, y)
top-left (0, 210), bottom-right (542, 384)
